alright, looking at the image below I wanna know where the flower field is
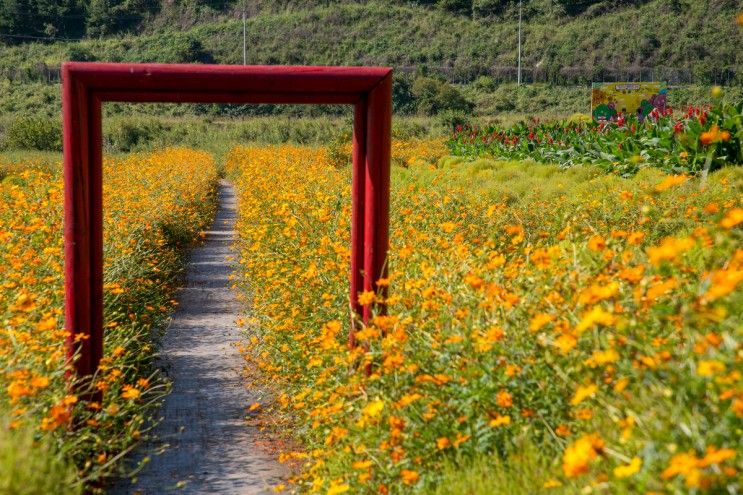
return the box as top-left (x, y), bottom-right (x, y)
top-left (447, 97), bottom-right (742, 176)
top-left (0, 149), bottom-right (218, 491)
top-left (229, 144), bottom-right (742, 494)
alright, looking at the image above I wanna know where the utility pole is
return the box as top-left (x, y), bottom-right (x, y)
top-left (517, 0), bottom-right (522, 86)
top-left (242, 6), bottom-right (247, 65)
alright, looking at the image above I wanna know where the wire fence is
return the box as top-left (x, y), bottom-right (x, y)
top-left (1, 62), bottom-right (740, 86)
top-left (397, 65), bottom-right (741, 86)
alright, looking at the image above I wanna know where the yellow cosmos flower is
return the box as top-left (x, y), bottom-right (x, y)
top-left (357, 291), bottom-right (376, 306)
top-left (647, 236), bottom-right (695, 265)
top-left (121, 385), bottom-right (141, 400)
top-left (489, 414), bottom-right (511, 427)
top-left (697, 360), bottom-right (725, 377)
top-left (562, 433), bottom-right (605, 478)
top-left (362, 399), bottom-right (385, 418)
top-left (571, 384), bottom-right (598, 406)
top-left (575, 306), bottom-right (616, 334)
top-left (613, 457), bottom-right (642, 478)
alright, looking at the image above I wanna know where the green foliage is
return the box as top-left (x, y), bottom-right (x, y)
top-left (437, 109), bottom-right (471, 131)
top-left (412, 77), bottom-right (474, 115)
top-left (87, 0), bottom-right (157, 37)
top-left (3, 116), bottom-right (61, 151)
top-left (0, 0), bottom-right (85, 40)
top-left (0, 415), bottom-right (82, 495)
top-left (393, 77), bottom-right (417, 115)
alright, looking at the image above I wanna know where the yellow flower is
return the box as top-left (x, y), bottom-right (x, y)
top-left (352, 460), bottom-right (374, 469)
top-left (562, 433), bottom-right (604, 478)
top-left (554, 333), bottom-right (578, 354)
top-left (570, 384), bottom-right (598, 406)
top-left (646, 236), bottom-right (695, 265)
top-left (575, 306), bottom-right (616, 334)
top-left (10, 292), bottom-right (36, 313)
top-left (489, 414), bottom-right (511, 427)
top-left (121, 385), bottom-right (141, 400)
top-left (585, 349), bottom-right (619, 367)
top-left (661, 452), bottom-right (701, 488)
top-left (528, 313), bottom-right (554, 332)
top-left (436, 437), bottom-right (451, 450)
top-left (701, 268), bottom-right (743, 303)
top-left (362, 399), bottom-right (384, 418)
top-left (357, 291), bottom-right (376, 306)
top-left (543, 479), bottom-right (562, 488)
top-left (697, 360), bottom-right (725, 377)
top-left (613, 457), bottom-right (642, 478)
top-left (326, 480), bottom-right (350, 495)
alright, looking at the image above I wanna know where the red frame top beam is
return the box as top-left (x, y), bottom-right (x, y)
top-left (64, 63), bottom-right (390, 103)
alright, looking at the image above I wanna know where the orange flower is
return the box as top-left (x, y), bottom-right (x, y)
top-left (720, 207), bottom-right (743, 229)
top-left (647, 236), bottom-right (695, 265)
top-left (357, 290), bottom-right (376, 306)
top-left (587, 235), bottom-right (606, 252)
top-left (562, 433), bottom-right (605, 478)
top-left (496, 390), bottom-right (513, 408)
top-left (400, 470), bottom-right (419, 485)
top-left (655, 174), bottom-right (688, 191)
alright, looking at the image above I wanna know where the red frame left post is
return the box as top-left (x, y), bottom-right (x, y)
top-left (63, 74), bottom-right (104, 378)
top-left (62, 62), bottom-right (392, 380)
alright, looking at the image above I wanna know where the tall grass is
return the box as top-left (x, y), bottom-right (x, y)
top-left (0, 413), bottom-right (82, 495)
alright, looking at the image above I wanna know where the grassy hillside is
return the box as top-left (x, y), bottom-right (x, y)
top-left (1, 0), bottom-right (739, 84)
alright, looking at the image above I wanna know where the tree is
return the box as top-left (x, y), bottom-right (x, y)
top-left (87, 0), bottom-right (155, 37)
top-left (411, 76), bottom-right (474, 115)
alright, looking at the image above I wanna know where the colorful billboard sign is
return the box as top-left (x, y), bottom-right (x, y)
top-left (591, 82), bottom-right (668, 121)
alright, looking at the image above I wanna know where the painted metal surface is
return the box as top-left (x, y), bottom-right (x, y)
top-left (62, 62), bottom-right (392, 378)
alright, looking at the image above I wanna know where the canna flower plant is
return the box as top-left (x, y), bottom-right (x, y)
top-left (447, 92), bottom-right (742, 177)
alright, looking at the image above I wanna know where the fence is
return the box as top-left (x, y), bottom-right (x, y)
top-left (2, 63), bottom-right (740, 86)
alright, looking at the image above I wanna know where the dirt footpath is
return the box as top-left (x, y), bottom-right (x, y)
top-left (110, 180), bottom-right (286, 495)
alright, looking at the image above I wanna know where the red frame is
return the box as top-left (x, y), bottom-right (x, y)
top-left (62, 62), bottom-right (392, 378)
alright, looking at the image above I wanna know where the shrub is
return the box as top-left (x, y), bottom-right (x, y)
top-left (4, 117), bottom-right (62, 151)
top-left (103, 118), bottom-right (169, 152)
top-left (412, 77), bottom-right (474, 115)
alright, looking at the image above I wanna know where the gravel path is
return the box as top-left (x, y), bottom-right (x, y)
top-left (110, 180), bottom-right (286, 495)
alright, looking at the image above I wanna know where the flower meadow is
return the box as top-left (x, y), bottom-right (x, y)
top-left (0, 149), bottom-right (218, 491)
top-left (447, 97), bottom-right (742, 176)
top-left (229, 144), bottom-right (742, 494)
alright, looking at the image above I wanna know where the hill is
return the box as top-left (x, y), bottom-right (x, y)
top-left (1, 0), bottom-right (740, 84)
top-left (0, 0), bottom-right (740, 126)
